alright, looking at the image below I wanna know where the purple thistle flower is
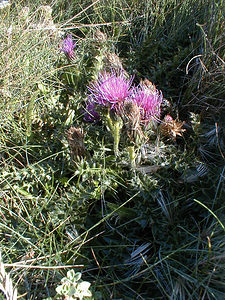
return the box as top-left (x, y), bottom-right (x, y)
top-left (61, 35), bottom-right (76, 60)
top-left (132, 85), bottom-right (162, 124)
top-left (83, 102), bottom-right (100, 122)
top-left (88, 70), bottom-right (133, 111)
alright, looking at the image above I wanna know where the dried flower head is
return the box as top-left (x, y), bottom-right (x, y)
top-left (88, 70), bottom-right (133, 110)
top-left (121, 100), bottom-right (145, 145)
top-left (160, 115), bottom-right (186, 140)
top-left (122, 100), bottom-right (141, 133)
top-left (104, 52), bottom-right (125, 72)
top-left (140, 78), bottom-right (157, 94)
top-left (61, 35), bottom-right (76, 60)
top-left (132, 84), bottom-right (162, 125)
top-left (66, 127), bottom-right (86, 159)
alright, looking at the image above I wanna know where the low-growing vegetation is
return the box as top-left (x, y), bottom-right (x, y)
top-left (0, 0), bottom-right (224, 299)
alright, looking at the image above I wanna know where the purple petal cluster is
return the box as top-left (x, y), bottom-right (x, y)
top-left (61, 35), bottom-right (76, 60)
top-left (88, 70), bottom-right (133, 110)
top-left (132, 85), bottom-right (162, 124)
top-left (85, 69), bottom-right (163, 125)
top-left (83, 102), bottom-right (100, 122)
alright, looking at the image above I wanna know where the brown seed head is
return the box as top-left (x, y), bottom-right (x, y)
top-left (66, 127), bottom-right (86, 159)
top-left (160, 115), bottom-right (186, 140)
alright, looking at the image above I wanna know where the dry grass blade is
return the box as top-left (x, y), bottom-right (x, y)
top-left (0, 251), bottom-right (17, 300)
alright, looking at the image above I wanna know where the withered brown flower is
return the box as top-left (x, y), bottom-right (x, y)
top-left (140, 78), bottom-right (157, 94)
top-left (160, 115), bottom-right (186, 140)
top-left (121, 100), bottom-right (146, 145)
top-left (66, 127), bottom-right (86, 159)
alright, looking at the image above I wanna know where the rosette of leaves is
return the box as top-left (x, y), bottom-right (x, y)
top-left (55, 270), bottom-right (92, 300)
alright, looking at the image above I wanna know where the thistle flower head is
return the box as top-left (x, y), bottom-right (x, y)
top-left (164, 115), bottom-right (173, 122)
top-left (83, 102), bottom-right (100, 122)
top-left (61, 35), bottom-right (76, 60)
top-left (132, 84), bottom-right (162, 124)
top-left (88, 70), bottom-right (133, 110)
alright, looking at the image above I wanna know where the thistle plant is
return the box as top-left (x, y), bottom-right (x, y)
top-left (91, 30), bottom-right (125, 78)
top-left (86, 69), bottom-right (164, 158)
top-left (87, 70), bottom-right (133, 155)
top-left (91, 30), bottom-right (108, 79)
top-left (61, 35), bottom-right (76, 61)
top-left (60, 34), bottom-right (84, 88)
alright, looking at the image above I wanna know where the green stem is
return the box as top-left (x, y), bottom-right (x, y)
top-left (113, 120), bottom-right (121, 156)
top-left (105, 110), bottom-right (122, 156)
top-left (127, 146), bottom-right (136, 168)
